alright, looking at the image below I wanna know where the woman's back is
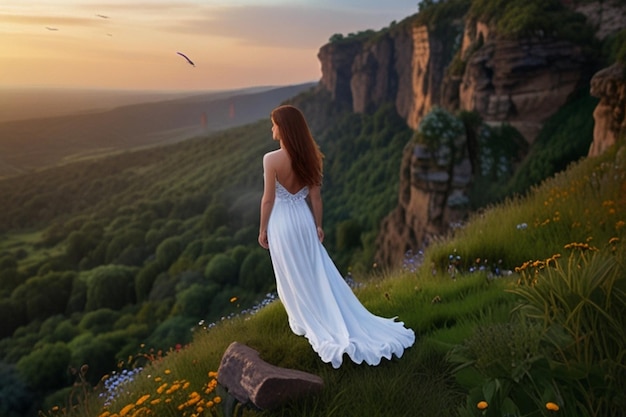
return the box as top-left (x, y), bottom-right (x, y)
top-left (271, 149), bottom-right (305, 194)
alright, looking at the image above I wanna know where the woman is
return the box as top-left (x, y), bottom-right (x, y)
top-left (258, 105), bottom-right (414, 369)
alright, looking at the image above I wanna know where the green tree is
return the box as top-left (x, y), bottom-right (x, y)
top-left (0, 299), bottom-right (27, 339)
top-left (79, 309), bottom-right (121, 334)
top-left (13, 271), bottom-right (75, 321)
top-left (135, 261), bottom-right (163, 302)
top-left (84, 265), bottom-right (137, 311)
top-left (155, 236), bottom-right (184, 269)
top-left (173, 282), bottom-right (220, 318)
top-left (336, 219), bottom-right (362, 251)
top-left (204, 254), bottom-right (238, 285)
top-left (16, 342), bottom-right (71, 391)
top-left (239, 249), bottom-right (274, 293)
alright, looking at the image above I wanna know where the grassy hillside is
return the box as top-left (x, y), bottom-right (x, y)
top-left (35, 142), bottom-right (625, 417)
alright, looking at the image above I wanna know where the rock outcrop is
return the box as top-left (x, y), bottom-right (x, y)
top-left (314, 2), bottom-right (625, 267)
top-left (317, 20), bottom-right (462, 130)
top-left (458, 37), bottom-right (590, 143)
top-left (588, 63), bottom-right (626, 157)
top-left (217, 342), bottom-right (324, 412)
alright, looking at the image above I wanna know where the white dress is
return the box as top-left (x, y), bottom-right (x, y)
top-left (267, 180), bottom-right (415, 368)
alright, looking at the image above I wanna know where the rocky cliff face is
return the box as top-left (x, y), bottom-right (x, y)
top-left (588, 63), bottom-right (626, 157)
top-left (458, 37), bottom-right (590, 143)
top-left (318, 21), bottom-right (461, 130)
top-left (315, 4), bottom-right (625, 267)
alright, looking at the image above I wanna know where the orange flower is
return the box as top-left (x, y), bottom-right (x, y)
top-left (119, 404), bottom-right (135, 417)
top-left (135, 394), bottom-right (150, 406)
top-left (546, 402), bottom-right (560, 411)
top-left (477, 401), bottom-right (488, 410)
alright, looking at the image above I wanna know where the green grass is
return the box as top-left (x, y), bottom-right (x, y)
top-left (39, 142), bottom-right (626, 417)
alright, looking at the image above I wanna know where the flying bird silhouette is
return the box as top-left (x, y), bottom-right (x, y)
top-left (177, 52), bottom-right (195, 67)
top-left (45, 26), bottom-right (59, 31)
top-left (96, 14), bottom-right (109, 19)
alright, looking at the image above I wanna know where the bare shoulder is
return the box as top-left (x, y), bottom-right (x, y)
top-left (263, 149), bottom-right (286, 164)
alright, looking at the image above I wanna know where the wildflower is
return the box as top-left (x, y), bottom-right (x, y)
top-left (135, 394), bottom-right (150, 406)
top-left (98, 412), bottom-right (111, 417)
top-left (609, 237), bottom-right (619, 244)
top-left (130, 407), bottom-right (151, 417)
top-left (214, 396), bottom-right (222, 404)
top-left (156, 383), bottom-right (168, 394)
top-left (166, 382), bottom-right (182, 395)
top-left (149, 399), bottom-right (161, 405)
top-left (164, 369), bottom-right (171, 375)
top-left (546, 402), bottom-right (560, 411)
top-left (208, 371), bottom-right (218, 378)
top-left (182, 381), bottom-right (191, 389)
top-left (119, 404), bottom-right (135, 417)
top-left (477, 400), bottom-right (488, 410)
top-left (230, 296), bottom-right (238, 303)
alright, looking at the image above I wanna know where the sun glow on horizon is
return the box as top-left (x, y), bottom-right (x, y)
top-left (0, 1), bottom-right (417, 91)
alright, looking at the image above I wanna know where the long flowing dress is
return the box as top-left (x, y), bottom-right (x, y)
top-left (267, 180), bottom-right (415, 368)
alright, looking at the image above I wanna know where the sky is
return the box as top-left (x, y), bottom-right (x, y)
top-left (0, 1), bottom-right (418, 92)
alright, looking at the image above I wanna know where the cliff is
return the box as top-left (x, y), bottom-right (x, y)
top-left (315, 2), bottom-right (626, 267)
top-left (588, 63), bottom-right (626, 157)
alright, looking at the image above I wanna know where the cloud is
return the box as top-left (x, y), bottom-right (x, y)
top-left (160, 3), bottom-right (404, 49)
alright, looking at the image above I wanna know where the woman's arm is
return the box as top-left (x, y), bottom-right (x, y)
top-left (258, 153), bottom-right (276, 249)
top-left (308, 184), bottom-right (324, 243)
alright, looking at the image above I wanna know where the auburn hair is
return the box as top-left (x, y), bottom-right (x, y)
top-left (271, 105), bottom-right (324, 186)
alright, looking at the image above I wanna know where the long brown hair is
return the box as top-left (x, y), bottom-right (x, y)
top-left (271, 105), bottom-right (324, 186)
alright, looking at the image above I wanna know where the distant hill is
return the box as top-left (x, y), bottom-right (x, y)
top-left (0, 83), bottom-right (315, 178)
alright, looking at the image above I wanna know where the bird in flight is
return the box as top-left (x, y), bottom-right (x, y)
top-left (96, 14), bottom-right (109, 19)
top-left (45, 26), bottom-right (59, 31)
top-left (177, 52), bottom-right (195, 67)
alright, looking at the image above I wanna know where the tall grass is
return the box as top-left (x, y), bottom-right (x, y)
top-left (39, 145), bottom-right (625, 417)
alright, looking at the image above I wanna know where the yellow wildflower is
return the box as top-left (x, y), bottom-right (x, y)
top-left (156, 383), bottom-right (168, 394)
top-left (214, 396), bottom-right (222, 404)
top-left (477, 401), bottom-right (488, 410)
top-left (546, 402), bottom-right (560, 411)
top-left (166, 383), bottom-right (182, 395)
top-left (182, 381), bottom-right (191, 390)
top-left (230, 296), bottom-right (238, 303)
top-left (208, 371), bottom-right (218, 378)
top-left (98, 412), bottom-right (111, 417)
top-left (149, 399), bottom-right (161, 405)
top-left (119, 404), bottom-right (135, 417)
top-left (135, 394), bottom-right (150, 406)
top-left (164, 369), bottom-right (171, 375)
top-left (130, 407), bottom-right (151, 417)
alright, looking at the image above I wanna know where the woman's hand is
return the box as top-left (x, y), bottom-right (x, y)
top-left (258, 230), bottom-right (269, 249)
top-left (316, 226), bottom-right (324, 243)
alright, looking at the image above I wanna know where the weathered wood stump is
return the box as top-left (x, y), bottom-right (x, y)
top-left (217, 342), bottom-right (324, 415)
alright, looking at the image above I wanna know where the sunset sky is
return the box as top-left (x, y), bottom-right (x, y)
top-left (0, 1), bottom-right (418, 92)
